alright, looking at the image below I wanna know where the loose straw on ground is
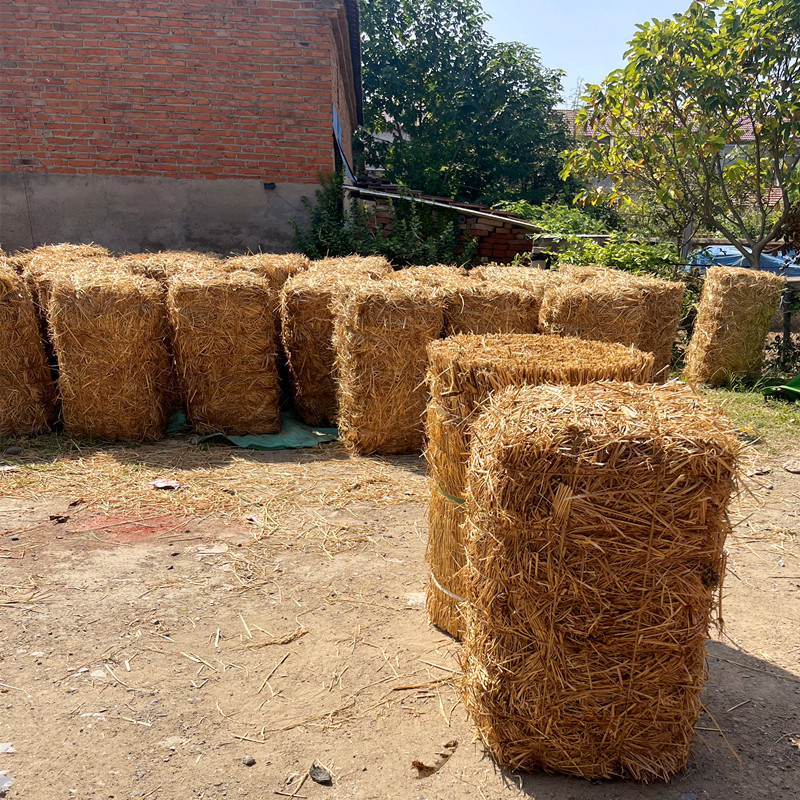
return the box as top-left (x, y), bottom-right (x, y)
top-left (425, 333), bottom-right (654, 638)
top-left (460, 381), bottom-right (743, 781)
top-left (683, 265), bottom-right (784, 386)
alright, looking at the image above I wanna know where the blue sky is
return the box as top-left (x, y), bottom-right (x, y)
top-left (481, 0), bottom-right (690, 102)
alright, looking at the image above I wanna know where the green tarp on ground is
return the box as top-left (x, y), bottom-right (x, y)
top-left (763, 372), bottom-right (800, 402)
top-left (167, 409), bottom-right (339, 449)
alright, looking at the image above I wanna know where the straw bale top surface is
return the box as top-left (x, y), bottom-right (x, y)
top-left (702, 264), bottom-right (785, 288)
top-left (168, 268), bottom-right (269, 292)
top-left (470, 381), bottom-right (742, 494)
top-left (222, 252), bottom-right (309, 285)
top-left (470, 264), bottom-right (553, 291)
top-left (284, 265), bottom-right (379, 296)
top-left (51, 258), bottom-right (162, 298)
top-left (393, 264), bottom-right (468, 286)
top-left (16, 243), bottom-right (110, 275)
top-left (311, 255), bottom-right (393, 278)
top-left (119, 251), bottom-right (221, 282)
top-left (428, 332), bottom-right (653, 378)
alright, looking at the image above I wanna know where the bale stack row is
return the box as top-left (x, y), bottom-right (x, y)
top-left (424, 333), bottom-right (655, 637)
top-left (4, 245), bottom-right (317, 440)
top-left (459, 381), bottom-right (742, 781)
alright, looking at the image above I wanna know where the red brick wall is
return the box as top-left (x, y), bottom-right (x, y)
top-left (2, 0), bottom-right (357, 182)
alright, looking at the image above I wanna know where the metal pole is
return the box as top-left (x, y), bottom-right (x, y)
top-left (782, 286), bottom-right (794, 371)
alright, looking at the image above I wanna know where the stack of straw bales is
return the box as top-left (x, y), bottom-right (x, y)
top-left (334, 280), bottom-right (444, 454)
top-left (542, 264), bottom-right (684, 378)
top-left (425, 334), bottom-right (654, 638)
top-left (49, 260), bottom-right (171, 441)
top-left (168, 271), bottom-right (280, 435)
top-left (281, 267), bottom-right (381, 426)
top-left (683, 265), bottom-right (784, 386)
top-left (459, 381), bottom-right (742, 780)
top-left (0, 261), bottom-right (56, 434)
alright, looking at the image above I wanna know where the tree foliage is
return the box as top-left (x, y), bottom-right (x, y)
top-left (358, 0), bottom-right (569, 205)
top-left (563, 0), bottom-right (800, 268)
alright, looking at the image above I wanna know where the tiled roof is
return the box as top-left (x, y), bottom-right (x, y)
top-left (556, 108), bottom-right (759, 142)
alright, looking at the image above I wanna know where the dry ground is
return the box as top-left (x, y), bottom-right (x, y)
top-left (1, 425), bottom-right (799, 800)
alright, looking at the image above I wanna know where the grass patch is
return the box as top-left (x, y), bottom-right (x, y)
top-left (700, 386), bottom-right (799, 454)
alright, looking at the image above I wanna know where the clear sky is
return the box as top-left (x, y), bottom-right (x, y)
top-left (481, 0), bottom-right (690, 102)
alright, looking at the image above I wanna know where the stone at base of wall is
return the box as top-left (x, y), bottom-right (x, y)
top-left (0, 172), bottom-right (314, 254)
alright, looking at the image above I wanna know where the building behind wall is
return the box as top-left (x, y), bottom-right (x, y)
top-left (1, 0), bottom-right (362, 253)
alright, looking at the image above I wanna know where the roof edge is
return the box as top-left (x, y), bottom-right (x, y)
top-left (344, 0), bottom-right (364, 126)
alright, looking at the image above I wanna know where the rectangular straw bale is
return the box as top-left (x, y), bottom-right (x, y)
top-left (460, 381), bottom-right (742, 781)
top-left (444, 282), bottom-right (543, 336)
top-left (0, 262), bottom-right (56, 434)
top-left (281, 270), bottom-right (379, 426)
top-left (553, 265), bottom-right (685, 379)
top-left (683, 265), bottom-right (784, 386)
top-left (311, 255), bottom-right (393, 279)
top-left (49, 260), bottom-right (171, 441)
top-left (333, 281), bottom-right (444, 454)
top-left (168, 271), bottom-right (280, 435)
top-left (539, 276), bottom-right (647, 348)
top-left (425, 333), bottom-right (654, 639)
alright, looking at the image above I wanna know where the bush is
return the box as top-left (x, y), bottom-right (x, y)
top-left (292, 172), bottom-right (476, 266)
top-left (493, 201), bottom-right (614, 234)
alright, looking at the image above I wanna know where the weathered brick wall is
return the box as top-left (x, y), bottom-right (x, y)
top-left (2, 0), bottom-right (355, 182)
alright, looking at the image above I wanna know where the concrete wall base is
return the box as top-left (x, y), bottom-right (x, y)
top-left (0, 172), bottom-right (314, 254)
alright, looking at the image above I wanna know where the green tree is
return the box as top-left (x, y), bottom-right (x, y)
top-left (358, 0), bottom-right (568, 205)
top-left (562, 0), bottom-right (800, 268)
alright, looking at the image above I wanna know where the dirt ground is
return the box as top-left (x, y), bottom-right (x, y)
top-left (1, 436), bottom-right (799, 800)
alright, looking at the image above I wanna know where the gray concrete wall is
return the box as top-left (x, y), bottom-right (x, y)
top-left (0, 172), bottom-right (314, 254)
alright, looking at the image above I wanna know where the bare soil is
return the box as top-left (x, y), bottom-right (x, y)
top-left (1, 441), bottom-right (799, 800)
